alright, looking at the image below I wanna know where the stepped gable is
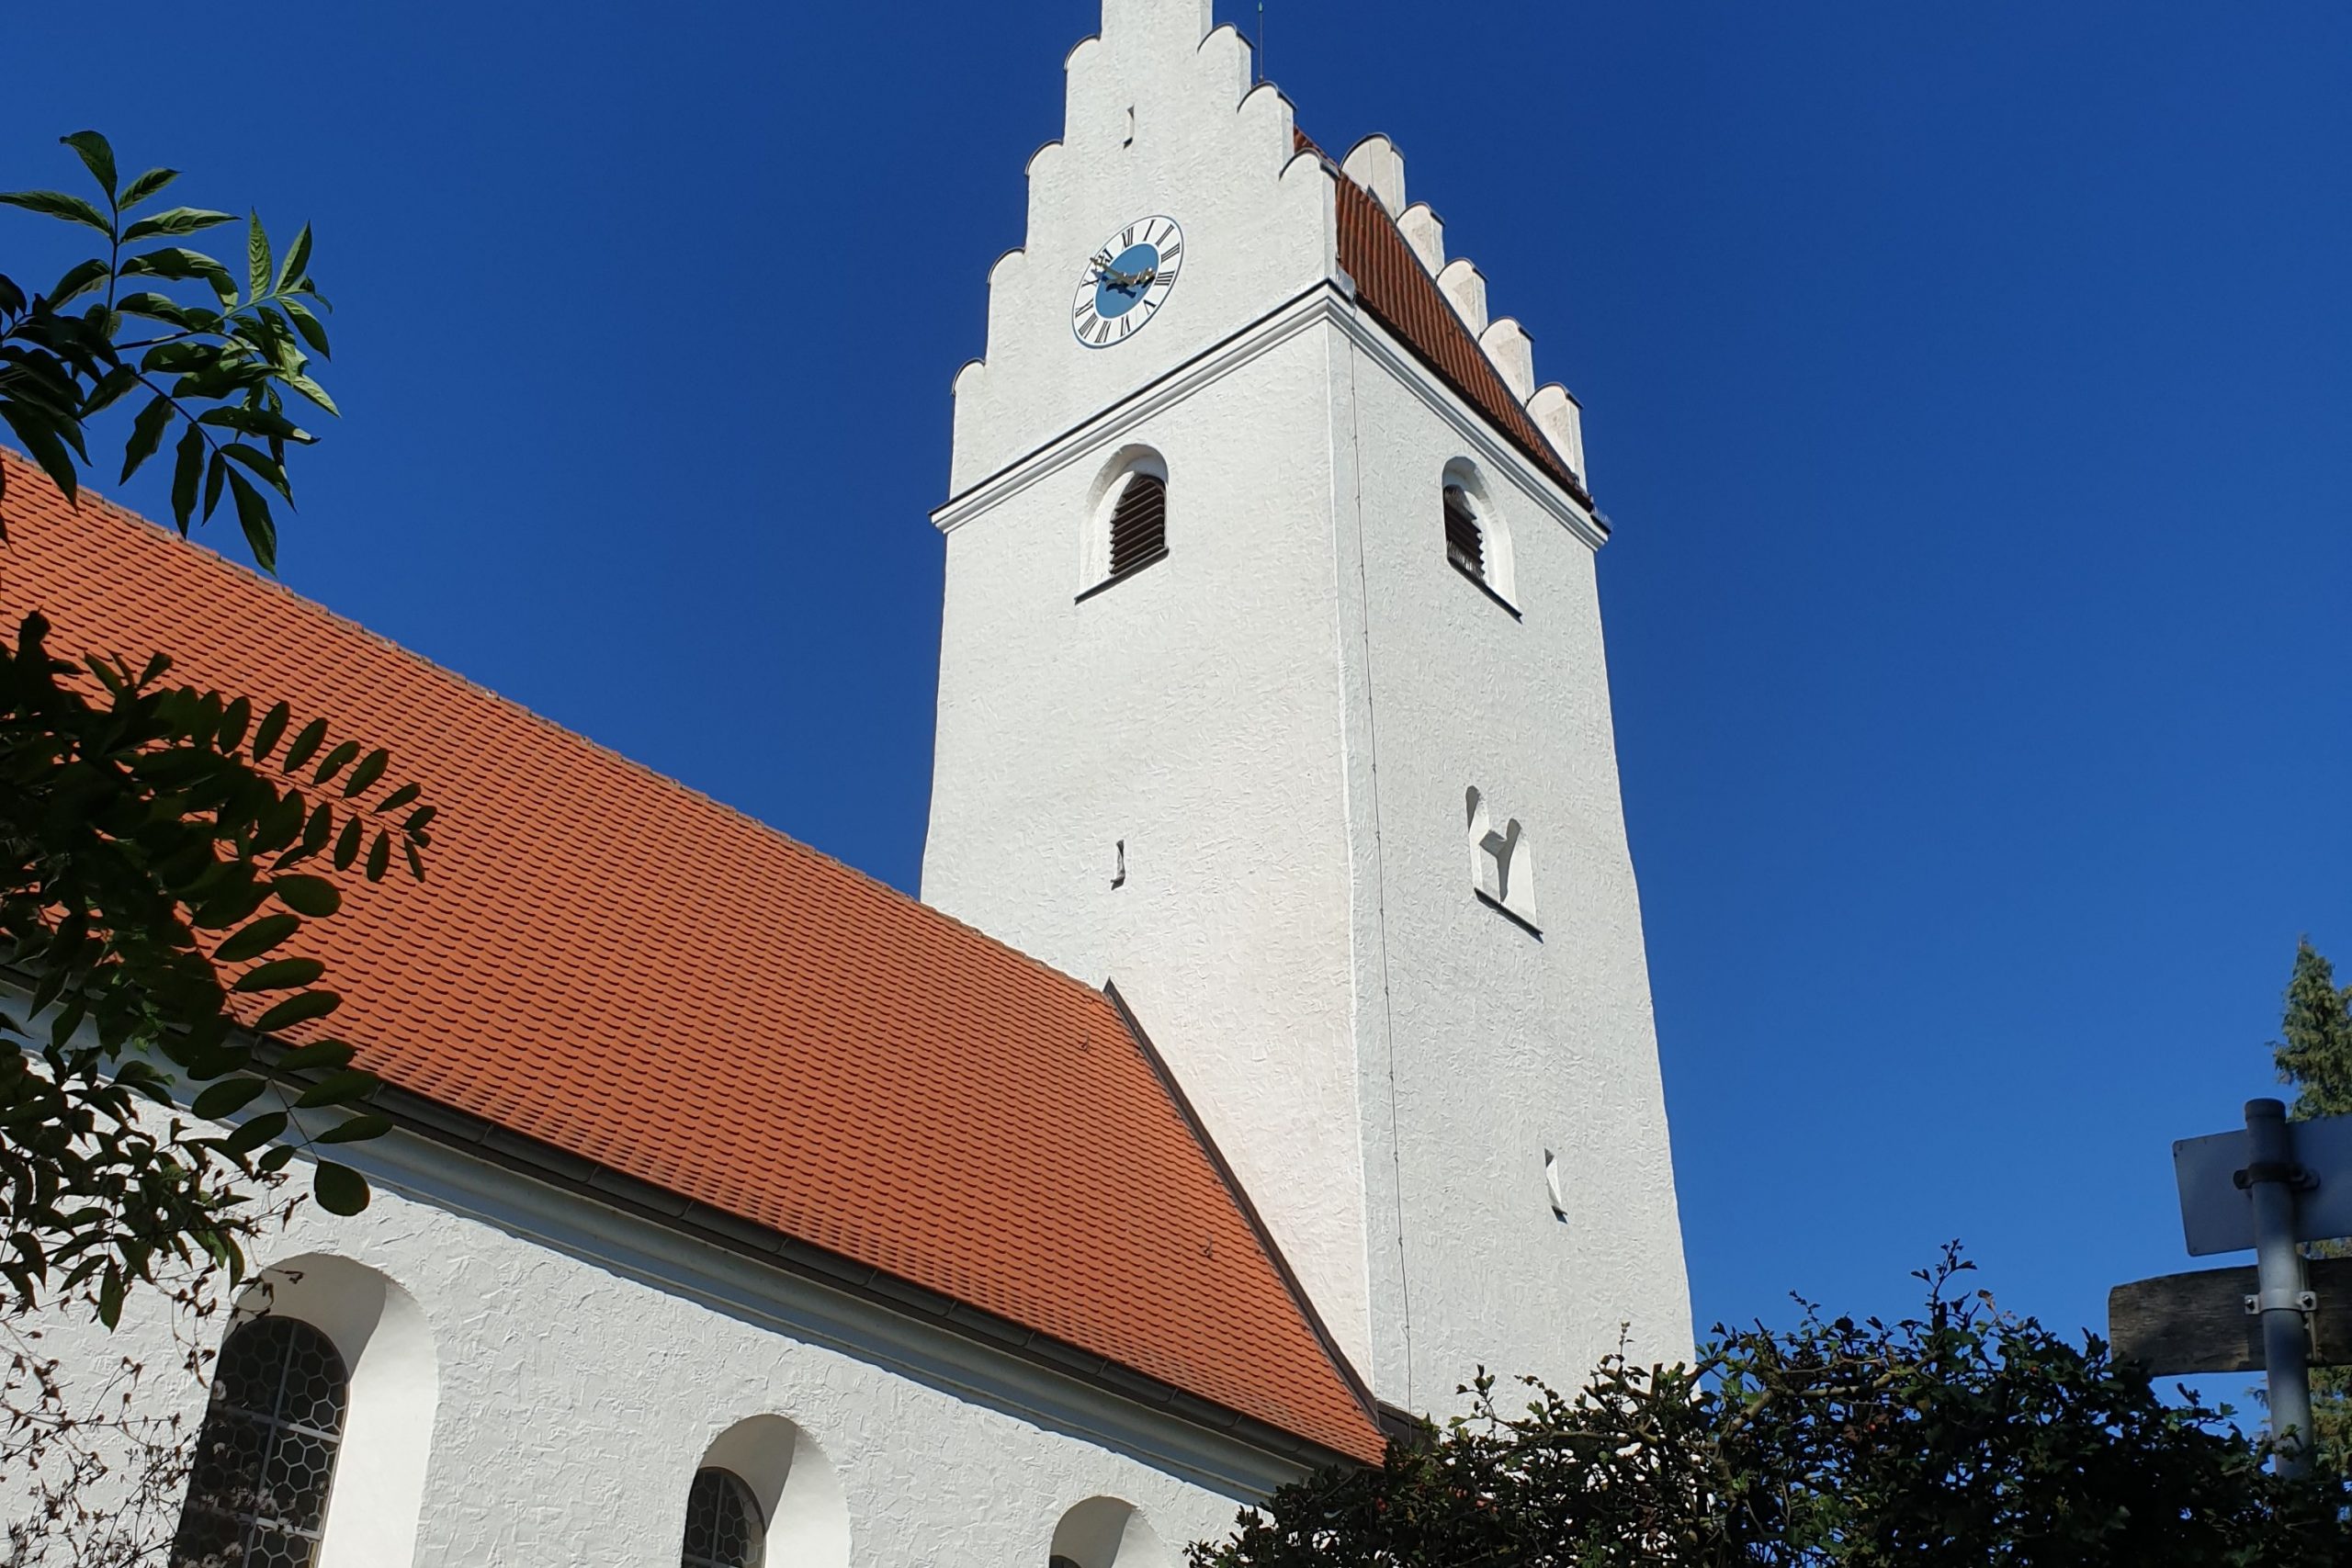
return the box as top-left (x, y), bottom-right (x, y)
top-left (0, 449), bottom-right (1385, 1466)
top-left (1301, 130), bottom-right (1597, 513)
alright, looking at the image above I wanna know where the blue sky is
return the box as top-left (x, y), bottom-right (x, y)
top-left (8, 2), bottom-right (2349, 1352)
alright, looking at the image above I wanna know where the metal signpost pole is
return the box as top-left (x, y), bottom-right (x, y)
top-left (2244, 1099), bottom-right (2313, 1477)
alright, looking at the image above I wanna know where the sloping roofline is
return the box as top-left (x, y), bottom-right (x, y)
top-left (1301, 130), bottom-right (1600, 516)
top-left (0, 449), bottom-right (1387, 1466)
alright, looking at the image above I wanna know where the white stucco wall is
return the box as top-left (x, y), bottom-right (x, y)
top-left (4, 1123), bottom-right (1306, 1566)
top-left (924, 0), bottom-right (1690, 1414)
top-left (1328, 323), bottom-right (1692, 1404)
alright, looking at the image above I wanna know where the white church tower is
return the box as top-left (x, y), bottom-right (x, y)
top-left (922, 0), bottom-right (1690, 1412)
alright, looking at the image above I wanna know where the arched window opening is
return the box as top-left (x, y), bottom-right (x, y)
top-left (1050, 1496), bottom-right (1173, 1568)
top-left (1443, 483), bottom-right (1484, 581)
top-left (171, 1315), bottom-right (349, 1568)
top-left (1107, 471), bottom-right (1168, 579)
top-left (683, 1467), bottom-right (766, 1568)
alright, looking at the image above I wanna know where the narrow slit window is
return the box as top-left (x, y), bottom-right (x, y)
top-left (1108, 472), bottom-right (1169, 578)
top-left (1443, 484), bottom-right (1484, 580)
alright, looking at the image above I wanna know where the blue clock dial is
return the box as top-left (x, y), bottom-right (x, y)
top-left (1073, 215), bottom-right (1184, 348)
top-left (1094, 243), bottom-right (1161, 318)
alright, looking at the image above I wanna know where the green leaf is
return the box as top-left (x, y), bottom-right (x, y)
top-left (49, 257), bottom-right (109, 308)
top-left (215, 912), bottom-right (300, 964)
top-left (293, 1068), bottom-right (374, 1109)
top-left (119, 166), bottom-right (178, 208)
top-left (0, 403), bottom-right (81, 504)
top-left (231, 957), bottom-right (325, 993)
top-left (272, 875), bottom-right (341, 918)
top-left (275, 223), bottom-right (313, 297)
top-left (119, 207), bottom-right (234, 243)
top-left (250, 702), bottom-right (290, 761)
top-left (252, 990), bottom-right (340, 1035)
top-left (311, 1162), bottom-right (369, 1216)
top-left (254, 1145), bottom-right (297, 1174)
top-left (191, 1077), bottom-right (269, 1119)
top-left (246, 213), bottom-right (271, 303)
top-left (281, 716), bottom-right (327, 773)
top-left (313, 1113), bottom-right (392, 1145)
top-left (220, 442), bottom-right (293, 503)
top-left (202, 447), bottom-right (227, 522)
top-left (225, 467), bottom-right (280, 573)
top-left (331, 815), bottom-right (362, 871)
top-left (275, 1039), bottom-right (354, 1074)
top-left (373, 782), bottom-right (422, 816)
top-left (60, 132), bottom-right (117, 200)
top-left (118, 245), bottom-right (236, 299)
top-left (221, 1111), bottom-right (288, 1156)
top-left (282, 298), bottom-right (332, 358)
top-left (280, 368), bottom-right (339, 418)
top-left (365, 831), bottom-right (391, 883)
top-left (219, 695), bottom-right (252, 750)
top-left (81, 365), bottom-right (140, 417)
top-left (294, 801), bottom-right (334, 863)
top-left (168, 423), bottom-right (204, 532)
top-left (343, 750), bottom-right (390, 798)
top-left (311, 739), bottom-right (359, 785)
top-left (0, 189), bottom-right (113, 236)
top-left (120, 395), bottom-right (174, 483)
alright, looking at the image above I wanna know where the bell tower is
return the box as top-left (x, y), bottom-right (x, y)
top-left (921, 0), bottom-right (1690, 1411)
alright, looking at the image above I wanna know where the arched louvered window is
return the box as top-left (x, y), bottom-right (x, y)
top-left (171, 1315), bottom-right (349, 1568)
top-left (1107, 471), bottom-right (1168, 579)
top-left (683, 1467), bottom-right (767, 1568)
top-left (1443, 483), bottom-right (1484, 581)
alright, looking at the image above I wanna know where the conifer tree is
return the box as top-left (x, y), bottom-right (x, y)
top-left (2271, 939), bottom-right (2352, 1473)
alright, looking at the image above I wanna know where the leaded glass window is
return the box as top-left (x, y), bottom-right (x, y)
top-left (171, 1316), bottom-right (349, 1568)
top-left (682, 1467), bottom-right (765, 1568)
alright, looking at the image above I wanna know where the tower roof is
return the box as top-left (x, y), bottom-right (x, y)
top-left (0, 450), bottom-right (1385, 1467)
top-left (1303, 130), bottom-right (1596, 511)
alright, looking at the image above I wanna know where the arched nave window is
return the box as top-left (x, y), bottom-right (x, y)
top-left (1049, 1496), bottom-right (1174, 1568)
top-left (689, 1413), bottom-right (849, 1568)
top-left (171, 1315), bottom-right (349, 1567)
top-left (682, 1467), bottom-right (767, 1568)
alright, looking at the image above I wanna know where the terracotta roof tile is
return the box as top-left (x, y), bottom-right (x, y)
top-left (1304, 131), bottom-right (1597, 512)
top-left (0, 451), bottom-right (1385, 1465)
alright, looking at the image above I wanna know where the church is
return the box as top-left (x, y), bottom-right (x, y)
top-left (6, 0), bottom-right (1688, 1561)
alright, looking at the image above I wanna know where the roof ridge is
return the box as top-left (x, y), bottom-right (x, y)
top-left (2, 451), bottom-right (1110, 1007)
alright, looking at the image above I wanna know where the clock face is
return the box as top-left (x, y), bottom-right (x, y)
top-left (1072, 215), bottom-right (1183, 348)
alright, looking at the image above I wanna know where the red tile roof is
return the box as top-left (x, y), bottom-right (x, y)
top-left (1305, 132), bottom-right (1597, 512)
top-left (0, 451), bottom-right (1385, 1465)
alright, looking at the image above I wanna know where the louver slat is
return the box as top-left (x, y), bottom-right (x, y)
top-left (1108, 474), bottom-right (1168, 578)
top-left (1444, 487), bottom-right (1484, 580)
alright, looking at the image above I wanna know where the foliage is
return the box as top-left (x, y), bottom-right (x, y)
top-left (0, 130), bottom-right (334, 569)
top-left (2276, 941), bottom-right (2352, 1123)
top-left (2272, 938), bottom-right (2352, 1475)
top-left (1195, 1252), bottom-right (2351, 1568)
top-left (0, 610), bottom-right (434, 1322)
top-left (1, 1192), bottom-right (293, 1568)
top-left (0, 131), bottom-right (433, 1330)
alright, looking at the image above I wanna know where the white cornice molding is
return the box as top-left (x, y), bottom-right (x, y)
top-left (329, 1112), bottom-right (1323, 1501)
top-left (935, 285), bottom-right (1605, 552)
